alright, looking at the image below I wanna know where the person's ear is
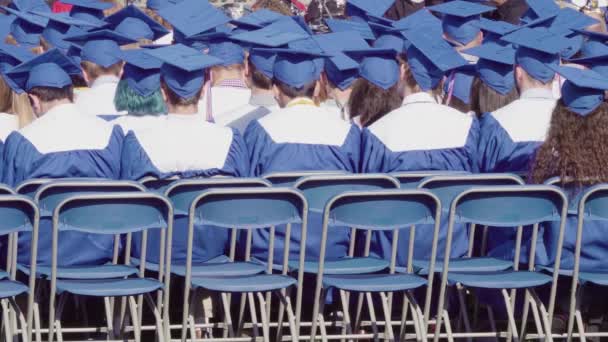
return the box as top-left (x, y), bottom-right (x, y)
top-left (244, 59), bottom-right (251, 78)
top-left (82, 68), bottom-right (91, 85)
top-left (160, 86), bottom-right (168, 103)
top-left (28, 94), bottom-right (41, 116)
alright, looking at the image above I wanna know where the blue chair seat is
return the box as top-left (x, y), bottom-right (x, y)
top-left (447, 271), bottom-right (552, 289)
top-left (0, 280), bottom-right (28, 299)
top-left (172, 261), bottom-right (265, 277)
top-left (191, 274), bottom-right (297, 292)
top-left (411, 257), bottom-right (513, 275)
top-left (56, 278), bottom-right (163, 296)
top-left (132, 255), bottom-right (231, 273)
top-left (577, 271), bottom-right (608, 286)
top-left (290, 257), bottom-right (389, 275)
top-left (537, 265), bottom-right (575, 277)
top-left (0, 270), bottom-right (9, 280)
top-left (322, 274), bottom-right (426, 292)
top-left (18, 264), bottom-right (138, 279)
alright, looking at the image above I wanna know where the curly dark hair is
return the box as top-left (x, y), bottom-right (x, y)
top-left (347, 78), bottom-right (403, 127)
top-left (530, 101), bottom-right (608, 186)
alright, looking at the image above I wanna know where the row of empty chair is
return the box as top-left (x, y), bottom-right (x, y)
top-left (0, 171), bottom-right (605, 341)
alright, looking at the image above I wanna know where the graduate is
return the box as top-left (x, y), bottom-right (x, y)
top-left (2, 49), bottom-right (123, 266)
top-left (244, 47), bottom-right (361, 262)
top-left (477, 27), bottom-right (565, 174)
top-left (361, 27), bottom-right (475, 264)
top-left (2, 6), bottom-right (46, 52)
top-left (120, 44), bottom-right (249, 265)
top-left (60, 0), bottom-right (113, 27)
top-left (428, 0), bottom-right (494, 113)
top-left (33, 10), bottom-right (102, 52)
top-left (531, 66), bottom-right (608, 271)
top-left (66, 29), bottom-right (136, 116)
top-left (104, 5), bottom-right (170, 44)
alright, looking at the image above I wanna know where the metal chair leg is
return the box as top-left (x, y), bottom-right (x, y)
top-left (2, 299), bottom-right (13, 342)
top-left (247, 292), bottom-right (260, 339)
top-left (399, 291), bottom-right (411, 341)
top-left (501, 289), bottom-right (520, 342)
top-left (144, 293), bottom-right (166, 342)
top-left (257, 292), bottom-right (270, 342)
top-left (379, 292), bottom-right (394, 341)
top-left (456, 284), bottom-right (472, 342)
top-left (276, 289), bottom-right (298, 342)
top-left (339, 290), bottom-right (352, 336)
top-left (128, 296), bottom-right (141, 342)
top-left (365, 292), bottom-right (380, 342)
top-left (220, 293), bottom-right (234, 338)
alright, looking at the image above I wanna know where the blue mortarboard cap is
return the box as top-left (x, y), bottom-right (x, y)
top-left (345, 48), bottom-right (399, 90)
top-left (61, 0), bottom-right (112, 25)
top-left (258, 48), bottom-right (327, 88)
top-left (561, 34), bottom-right (584, 59)
top-left (502, 27), bottom-right (567, 82)
top-left (547, 8), bottom-right (599, 35)
top-left (66, 29), bottom-right (137, 67)
top-left (145, 43), bottom-right (223, 98)
top-left (474, 18), bottom-right (518, 44)
top-left (32, 11), bottom-right (100, 50)
top-left (571, 29), bottom-right (608, 63)
top-left (290, 15), bottom-right (314, 36)
top-left (147, 0), bottom-right (183, 11)
top-left (249, 48), bottom-right (276, 78)
top-left (66, 43), bottom-right (81, 65)
top-left (0, 14), bottom-right (15, 40)
top-left (9, 0), bottom-right (49, 12)
top-left (231, 17), bottom-right (309, 47)
top-left (393, 8), bottom-right (441, 32)
top-left (464, 43), bottom-right (516, 95)
top-left (158, 0), bottom-right (229, 38)
top-left (428, 0), bottom-right (494, 45)
top-left (402, 29), bottom-right (468, 90)
top-left (522, 0), bottom-right (560, 22)
top-left (444, 64), bottom-right (476, 103)
top-left (10, 19), bottom-right (44, 48)
top-left (231, 9), bottom-right (284, 30)
top-left (208, 41), bottom-right (245, 66)
top-left (373, 33), bottom-right (405, 53)
top-left (313, 32), bottom-right (369, 89)
top-left (567, 40), bottom-right (608, 76)
top-left (5, 48), bottom-right (80, 92)
top-left (286, 38), bottom-right (325, 76)
top-left (346, 0), bottom-right (394, 20)
top-left (551, 65), bottom-right (608, 116)
top-left (0, 43), bottom-right (34, 92)
top-left (105, 5), bottom-right (170, 41)
top-left (2, 5), bottom-right (48, 27)
top-left (120, 49), bottom-right (162, 97)
top-left (326, 18), bottom-right (374, 40)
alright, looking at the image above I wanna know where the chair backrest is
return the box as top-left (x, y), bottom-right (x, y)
top-left (0, 195), bottom-right (38, 236)
top-left (578, 184), bottom-right (608, 222)
top-left (418, 173), bottom-right (524, 210)
top-left (54, 192), bottom-right (172, 235)
top-left (0, 184), bottom-right (14, 195)
top-left (165, 178), bottom-right (271, 215)
top-left (391, 171), bottom-right (470, 188)
top-left (294, 174), bottom-right (400, 212)
top-left (35, 179), bottom-right (146, 217)
top-left (15, 179), bottom-right (53, 198)
top-left (262, 170), bottom-right (348, 187)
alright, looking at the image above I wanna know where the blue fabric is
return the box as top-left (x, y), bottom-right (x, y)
top-left (477, 114), bottom-right (542, 173)
top-left (0, 280), bottom-right (28, 298)
top-left (121, 129), bottom-right (249, 265)
top-left (289, 256), bottom-right (389, 275)
top-left (445, 66), bottom-right (476, 104)
top-left (244, 120), bottom-right (360, 263)
top-left (56, 278), bottom-right (163, 296)
top-left (191, 274), bottom-right (296, 292)
top-left (323, 273), bottom-right (426, 292)
top-left (360, 120), bottom-right (479, 267)
top-left (447, 270), bottom-right (552, 289)
top-left (2, 127), bottom-right (123, 266)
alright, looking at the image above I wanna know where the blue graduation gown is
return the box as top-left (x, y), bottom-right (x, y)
top-left (361, 92), bottom-right (479, 266)
top-left (244, 101), bottom-right (360, 263)
top-left (1, 103), bottom-right (123, 266)
top-left (119, 114), bottom-right (249, 265)
top-left (479, 89), bottom-right (557, 264)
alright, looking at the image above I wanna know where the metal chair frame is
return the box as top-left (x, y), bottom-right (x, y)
top-left (432, 185), bottom-right (568, 342)
top-left (309, 189), bottom-right (443, 342)
top-left (180, 187), bottom-right (308, 342)
top-left (45, 192), bottom-right (173, 342)
top-left (0, 195), bottom-right (39, 342)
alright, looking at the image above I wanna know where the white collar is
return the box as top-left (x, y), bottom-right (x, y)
top-left (42, 103), bottom-right (79, 118)
top-left (91, 75), bottom-right (120, 88)
top-left (402, 92), bottom-right (437, 106)
top-left (520, 88), bottom-right (554, 100)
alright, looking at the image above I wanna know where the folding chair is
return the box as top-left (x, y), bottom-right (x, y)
top-left (307, 189), bottom-right (442, 341)
top-left (15, 179), bottom-right (52, 198)
top-left (180, 188), bottom-right (308, 342)
top-left (139, 176), bottom-right (180, 193)
top-left (433, 185), bottom-right (568, 342)
top-left (157, 178), bottom-right (270, 338)
top-left (46, 192), bottom-right (173, 342)
top-left (391, 171), bottom-right (470, 188)
top-left (558, 184), bottom-right (608, 342)
top-left (262, 170), bottom-right (347, 187)
top-left (0, 184), bottom-right (14, 195)
top-left (0, 195), bottom-right (39, 342)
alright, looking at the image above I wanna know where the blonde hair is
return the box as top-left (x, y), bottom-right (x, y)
top-left (0, 76), bottom-right (35, 128)
top-left (81, 60), bottom-right (124, 81)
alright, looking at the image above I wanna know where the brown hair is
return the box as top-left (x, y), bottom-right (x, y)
top-left (531, 101), bottom-right (608, 186)
top-left (29, 85), bottom-right (74, 103)
top-left (0, 76), bottom-right (34, 127)
top-left (246, 59), bottom-right (272, 90)
top-left (144, 8), bottom-right (172, 30)
top-left (469, 77), bottom-right (519, 117)
top-left (348, 78), bottom-right (403, 127)
top-left (81, 61), bottom-right (123, 81)
top-left (160, 79), bottom-right (202, 107)
top-left (273, 79), bottom-right (317, 99)
top-left (252, 0), bottom-right (293, 16)
top-left (5, 35), bottom-right (44, 54)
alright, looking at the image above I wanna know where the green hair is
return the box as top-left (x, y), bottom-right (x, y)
top-left (114, 80), bottom-right (167, 116)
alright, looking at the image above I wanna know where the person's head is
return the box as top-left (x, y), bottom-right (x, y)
top-left (428, 1), bottom-right (492, 51)
top-left (470, 77), bottom-right (519, 116)
top-left (207, 41), bottom-right (246, 82)
top-left (244, 57), bottom-right (273, 91)
top-left (0, 75), bottom-right (34, 127)
top-left (115, 79), bottom-right (166, 116)
top-left (252, 0), bottom-right (293, 15)
top-left (28, 85), bottom-right (73, 115)
top-left (531, 66), bottom-right (608, 186)
top-left (80, 60), bottom-right (124, 85)
top-left (272, 79), bottom-right (317, 107)
top-left (348, 78), bottom-right (402, 127)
